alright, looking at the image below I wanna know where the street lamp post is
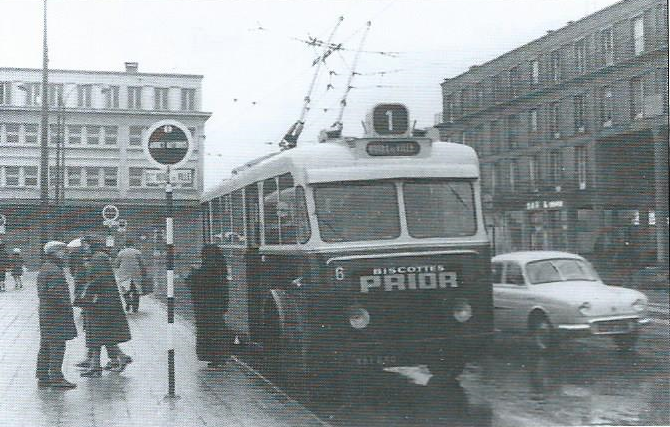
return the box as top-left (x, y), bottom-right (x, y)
top-left (39, 0), bottom-right (49, 248)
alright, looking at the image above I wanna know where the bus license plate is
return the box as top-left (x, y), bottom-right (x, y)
top-left (595, 319), bottom-right (631, 334)
top-left (355, 355), bottom-right (397, 366)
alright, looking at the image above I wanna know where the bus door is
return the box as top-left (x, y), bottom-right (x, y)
top-left (244, 183), bottom-right (264, 342)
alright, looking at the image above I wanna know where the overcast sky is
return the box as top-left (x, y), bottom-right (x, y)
top-left (2, 0), bottom-right (620, 190)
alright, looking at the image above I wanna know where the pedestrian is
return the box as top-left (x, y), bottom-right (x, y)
top-left (10, 248), bottom-right (24, 289)
top-left (0, 242), bottom-right (8, 292)
top-left (186, 244), bottom-right (230, 368)
top-left (67, 237), bottom-right (94, 369)
top-left (36, 241), bottom-right (77, 389)
top-left (79, 236), bottom-right (133, 377)
top-left (115, 239), bottom-right (146, 313)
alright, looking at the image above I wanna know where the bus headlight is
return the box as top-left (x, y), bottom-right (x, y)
top-left (349, 307), bottom-right (370, 329)
top-left (453, 299), bottom-right (472, 323)
top-left (632, 298), bottom-right (646, 312)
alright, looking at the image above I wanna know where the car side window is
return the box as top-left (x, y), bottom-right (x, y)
top-left (505, 262), bottom-right (525, 285)
top-left (491, 262), bottom-right (503, 283)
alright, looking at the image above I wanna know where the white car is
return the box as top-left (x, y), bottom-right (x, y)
top-left (492, 251), bottom-right (650, 351)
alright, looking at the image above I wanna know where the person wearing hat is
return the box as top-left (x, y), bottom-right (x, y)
top-left (10, 248), bottom-right (24, 289)
top-left (36, 241), bottom-right (77, 389)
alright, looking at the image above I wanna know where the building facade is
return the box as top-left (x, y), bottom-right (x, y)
top-left (0, 62), bottom-right (211, 267)
top-left (437, 0), bottom-right (668, 276)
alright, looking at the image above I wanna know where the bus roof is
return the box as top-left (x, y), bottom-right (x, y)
top-left (201, 138), bottom-right (479, 202)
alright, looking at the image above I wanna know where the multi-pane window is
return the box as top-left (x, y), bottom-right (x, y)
top-left (507, 115), bottom-right (518, 149)
top-left (24, 166), bottom-right (38, 186)
top-left (509, 66), bottom-right (521, 97)
top-left (129, 167), bottom-right (144, 187)
top-left (87, 126), bottom-right (101, 145)
top-left (475, 83), bottom-right (484, 109)
top-left (6, 124), bottom-right (20, 143)
top-left (66, 167), bottom-right (82, 187)
top-left (103, 167), bottom-right (117, 187)
top-left (550, 50), bottom-right (561, 83)
top-left (154, 87), bottom-right (169, 110)
top-left (630, 77), bottom-right (644, 120)
top-left (48, 84), bottom-right (63, 107)
top-left (509, 159), bottom-right (519, 191)
top-left (85, 167), bottom-right (101, 187)
top-left (575, 39), bottom-right (586, 74)
top-left (575, 146), bottom-right (588, 190)
top-left (181, 88), bottom-right (196, 111)
top-left (24, 123), bottom-right (38, 144)
top-left (445, 95), bottom-right (455, 123)
top-left (77, 85), bottom-right (92, 107)
top-left (128, 86), bottom-right (142, 109)
top-left (530, 59), bottom-right (540, 86)
top-left (490, 120), bottom-right (501, 154)
top-left (529, 108), bottom-right (539, 133)
top-left (633, 15), bottom-right (645, 55)
top-left (574, 95), bottom-right (586, 132)
top-left (600, 86), bottom-right (614, 127)
top-left (104, 126), bottom-right (117, 145)
top-left (103, 86), bottom-right (119, 108)
top-left (0, 82), bottom-right (11, 105)
top-left (23, 83), bottom-right (41, 106)
top-left (548, 151), bottom-right (562, 188)
top-left (529, 154), bottom-right (540, 191)
top-left (49, 124), bottom-right (60, 145)
top-left (549, 102), bottom-right (560, 138)
top-left (5, 166), bottom-right (20, 186)
top-left (128, 126), bottom-right (143, 146)
top-left (601, 28), bottom-right (614, 66)
top-left (68, 125), bottom-right (82, 144)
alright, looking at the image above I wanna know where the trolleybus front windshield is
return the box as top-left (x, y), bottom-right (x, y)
top-left (314, 179), bottom-right (476, 243)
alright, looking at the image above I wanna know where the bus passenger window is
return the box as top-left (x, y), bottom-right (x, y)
top-left (211, 197), bottom-right (222, 243)
top-left (278, 174), bottom-right (296, 244)
top-left (263, 178), bottom-right (279, 244)
top-left (245, 183), bottom-right (260, 247)
top-left (221, 194), bottom-right (232, 243)
top-left (295, 186), bottom-right (311, 244)
top-left (232, 189), bottom-right (245, 243)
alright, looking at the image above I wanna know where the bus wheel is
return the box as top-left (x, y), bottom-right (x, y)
top-left (529, 312), bottom-right (558, 352)
top-left (260, 302), bottom-right (286, 387)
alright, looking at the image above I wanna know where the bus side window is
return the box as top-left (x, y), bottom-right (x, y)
top-left (221, 194), bottom-right (232, 243)
top-left (263, 178), bottom-right (279, 244)
top-left (278, 174), bottom-right (296, 244)
top-left (295, 186), bottom-right (311, 244)
top-left (245, 183), bottom-right (260, 247)
top-left (201, 202), bottom-right (211, 243)
top-left (211, 196), bottom-right (223, 244)
top-left (232, 189), bottom-right (245, 244)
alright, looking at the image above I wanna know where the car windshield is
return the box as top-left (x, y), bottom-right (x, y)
top-left (526, 258), bottom-right (600, 284)
top-left (314, 181), bottom-right (400, 242)
top-left (403, 180), bottom-right (476, 238)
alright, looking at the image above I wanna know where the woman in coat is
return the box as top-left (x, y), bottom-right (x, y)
top-left (10, 248), bottom-right (24, 289)
top-left (80, 237), bottom-right (133, 377)
top-left (186, 244), bottom-right (230, 367)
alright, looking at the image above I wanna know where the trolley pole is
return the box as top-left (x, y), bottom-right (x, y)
top-left (165, 167), bottom-right (177, 399)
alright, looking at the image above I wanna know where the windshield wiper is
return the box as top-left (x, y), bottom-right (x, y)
top-left (446, 183), bottom-right (468, 208)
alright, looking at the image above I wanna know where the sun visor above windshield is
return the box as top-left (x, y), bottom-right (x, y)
top-left (305, 165), bottom-right (479, 184)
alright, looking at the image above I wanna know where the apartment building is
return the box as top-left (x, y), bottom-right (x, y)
top-left (437, 0), bottom-right (668, 273)
top-left (0, 62), bottom-right (211, 266)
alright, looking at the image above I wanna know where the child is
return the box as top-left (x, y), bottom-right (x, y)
top-left (10, 248), bottom-right (24, 290)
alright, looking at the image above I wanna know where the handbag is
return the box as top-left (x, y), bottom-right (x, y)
top-left (73, 283), bottom-right (97, 308)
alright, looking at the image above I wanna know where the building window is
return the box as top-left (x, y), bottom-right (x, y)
top-left (633, 15), bottom-right (645, 55)
top-left (575, 146), bottom-right (588, 190)
top-left (509, 159), bottom-right (518, 191)
top-left (129, 167), bottom-right (143, 187)
top-left (68, 125), bottom-right (82, 144)
top-left (509, 66), bottom-right (521, 97)
top-left (180, 168), bottom-right (195, 188)
top-left (24, 123), bottom-right (38, 144)
top-left (49, 124), bottom-right (60, 145)
top-left (23, 83), bottom-right (41, 106)
top-left (85, 167), bottom-right (101, 187)
top-left (86, 126), bottom-right (101, 145)
top-left (507, 115), bottom-right (518, 149)
top-left (475, 83), bottom-right (484, 109)
top-left (77, 85), bottom-right (92, 107)
top-left (493, 74), bottom-right (503, 101)
top-left (49, 166), bottom-right (58, 186)
top-left (530, 59), bottom-right (540, 85)
top-left (103, 86), bottom-right (119, 108)
top-left (550, 50), bottom-right (561, 83)
top-left (600, 86), bottom-right (614, 127)
top-left (0, 82), bottom-right (11, 105)
top-left (24, 166), bottom-right (38, 186)
top-left (529, 108), bottom-right (539, 133)
top-left (66, 167), bottom-right (82, 187)
top-left (128, 126), bottom-right (143, 146)
top-left (656, 4), bottom-right (669, 44)
top-left (575, 39), bottom-right (586, 74)
top-left (601, 28), bottom-right (614, 66)
top-left (6, 123), bottom-right (20, 144)
top-left (492, 162), bottom-right (501, 194)
top-left (630, 77), bottom-right (644, 120)
top-left (181, 88), bottom-right (195, 111)
top-left (5, 166), bottom-right (20, 186)
top-left (549, 102), bottom-right (560, 138)
top-left (103, 167), bottom-right (117, 187)
top-left (490, 120), bottom-right (501, 154)
top-left (529, 154), bottom-right (540, 191)
top-left (459, 89), bottom-right (467, 116)
top-left (549, 151), bottom-right (562, 189)
top-left (574, 95), bottom-right (586, 133)
top-left (48, 83), bottom-right (63, 107)
top-left (445, 95), bottom-right (454, 123)
top-left (128, 86), bottom-right (142, 109)
top-left (154, 87), bottom-right (169, 110)
top-left (103, 126), bottom-right (117, 145)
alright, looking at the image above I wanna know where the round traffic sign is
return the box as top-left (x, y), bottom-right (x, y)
top-left (144, 120), bottom-right (193, 168)
top-left (102, 205), bottom-right (119, 221)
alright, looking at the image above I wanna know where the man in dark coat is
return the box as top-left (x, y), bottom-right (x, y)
top-left (186, 244), bottom-right (230, 368)
top-left (0, 241), bottom-right (8, 292)
top-left (80, 237), bottom-right (132, 376)
top-left (36, 241), bottom-right (77, 388)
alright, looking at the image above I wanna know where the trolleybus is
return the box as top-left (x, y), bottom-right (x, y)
top-left (200, 103), bottom-right (493, 401)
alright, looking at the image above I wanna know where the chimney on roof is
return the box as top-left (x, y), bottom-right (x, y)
top-left (125, 62), bottom-right (138, 73)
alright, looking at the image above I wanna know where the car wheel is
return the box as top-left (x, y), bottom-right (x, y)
top-left (613, 331), bottom-right (639, 352)
top-left (529, 313), bottom-right (558, 352)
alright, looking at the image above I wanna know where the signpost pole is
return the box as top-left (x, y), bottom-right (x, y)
top-left (165, 165), bottom-right (177, 399)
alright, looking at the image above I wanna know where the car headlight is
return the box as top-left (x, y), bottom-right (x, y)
top-left (453, 299), bottom-right (472, 323)
top-left (578, 302), bottom-right (592, 316)
top-left (349, 307), bottom-right (370, 329)
top-left (632, 298), bottom-right (646, 312)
